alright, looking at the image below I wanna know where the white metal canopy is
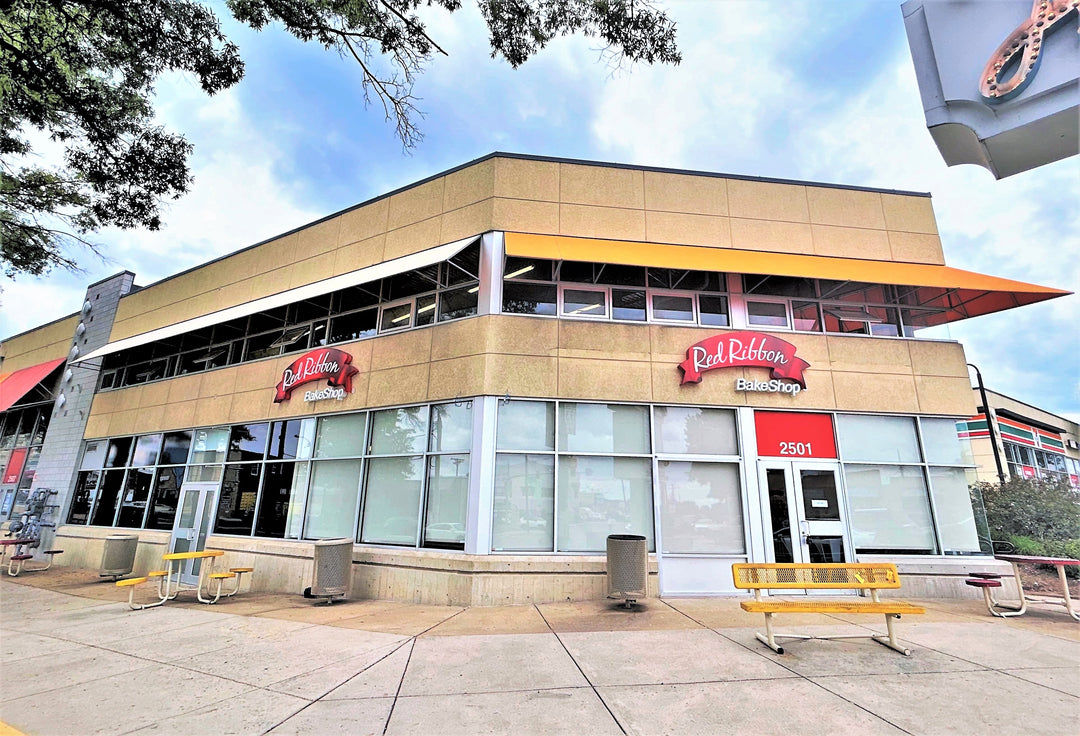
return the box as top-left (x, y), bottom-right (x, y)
top-left (75, 236), bottom-right (479, 364)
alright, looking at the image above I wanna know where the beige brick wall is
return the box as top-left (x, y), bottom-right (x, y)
top-left (105, 156), bottom-right (943, 343)
top-left (86, 316), bottom-right (975, 437)
top-left (0, 315), bottom-right (78, 373)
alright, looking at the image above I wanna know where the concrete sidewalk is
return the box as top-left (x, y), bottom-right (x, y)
top-left (1, 570), bottom-right (1077, 735)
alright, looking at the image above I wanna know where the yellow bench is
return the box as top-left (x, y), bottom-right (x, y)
top-left (732, 563), bottom-right (924, 656)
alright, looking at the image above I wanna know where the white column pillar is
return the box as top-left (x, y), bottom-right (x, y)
top-left (465, 395), bottom-right (498, 554)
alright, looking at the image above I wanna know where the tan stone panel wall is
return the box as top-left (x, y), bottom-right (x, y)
top-left (645, 211), bottom-right (732, 248)
top-left (492, 197), bottom-right (560, 234)
top-left (730, 218), bottom-right (814, 254)
top-left (728, 179), bottom-right (810, 223)
top-left (643, 171), bottom-right (728, 216)
top-left (1, 315), bottom-right (78, 372)
top-left (559, 203), bottom-right (646, 241)
top-left (559, 163), bottom-right (644, 209)
top-left (881, 193), bottom-right (939, 234)
top-left (811, 225), bottom-right (891, 260)
top-left (494, 157), bottom-right (560, 201)
top-left (888, 232), bottom-right (945, 265)
top-left (806, 187), bottom-right (886, 230)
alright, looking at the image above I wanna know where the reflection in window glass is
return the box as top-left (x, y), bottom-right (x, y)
top-left (929, 466), bottom-right (981, 553)
top-left (131, 434), bottom-right (163, 467)
top-left (329, 309), bottom-right (377, 343)
top-left (305, 460), bottom-right (361, 539)
top-left (563, 289), bottom-right (606, 317)
top-left (160, 432), bottom-right (192, 465)
top-left (414, 294), bottom-right (437, 327)
top-left (492, 454), bottom-right (554, 551)
top-left (652, 294), bottom-right (694, 322)
top-left (844, 464), bottom-right (936, 554)
top-left (653, 406), bottom-right (737, 456)
top-left (837, 414), bottom-right (921, 463)
top-left (314, 413), bottom-right (367, 458)
top-left (921, 418), bottom-right (974, 466)
top-left (80, 440), bottom-right (108, 470)
top-left (658, 461), bottom-right (744, 554)
top-left (504, 256), bottom-right (553, 282)
top-left (424, 454), bottom-right (469, 547)
top-left (747, 301), bottom-right (788, 328)
top-left (146, 467), bottom-right (184, 530)
top-left (611, 289), bottom-right (646, 321)
top-left (361, 457), bottom-right (423, 545)
top-left (228, 423), bottom-right (268, 462)
top-left (558, 403), bottom-right (650, 454)
top-left (380, 303), bottom-right (412, 331)
top-left (90, 470), bottom-right (125, 526)
top-left (67, 471), bottom-right (100, 525)
top-left (429, 403), bottom-right (472, 453)
top-left (502, 282), bottom-right (557, 315)
top-left (792, 301), bottom-right (821, 332)
top-left (370, 406), bottom-right (429, 455)
top-left (497, 400), bottom-right (555, 451)
top-left (117, 468), bottom-right (155, 527)
top-left (187, 465), bottom-right (224, 483)
top-left (557, 456), bottom-right (654, 552)
top-left (191, 428), bottom-right (229, 464)
top-left (105, 437), bottom-right (133, 468)
top-left (438, 285), bottom-right (478, 322)
top-left (699, 295), bottom-right (729, 326)
top-left (256, 462), bottom-right (301, 538)
top-left (216, 464), bottom-right (261, 535)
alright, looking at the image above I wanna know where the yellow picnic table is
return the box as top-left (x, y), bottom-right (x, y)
top-left (159, 549), bottom-right (225, 604)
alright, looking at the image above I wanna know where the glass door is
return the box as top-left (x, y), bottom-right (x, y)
top-left (760, 460), bottom-right (850, 566)
top-left (168, 482), bottom-right (218, 585)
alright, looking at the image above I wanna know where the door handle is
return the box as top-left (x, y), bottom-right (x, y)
top-left (800, 521), bottom-right (809, 545)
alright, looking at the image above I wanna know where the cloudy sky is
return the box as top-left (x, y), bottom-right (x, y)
top-left (2, 1), bottom-right (1077, 418)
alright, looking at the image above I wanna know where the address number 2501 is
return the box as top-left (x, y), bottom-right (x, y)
top-left (778, 441), bottom-right (813, 456)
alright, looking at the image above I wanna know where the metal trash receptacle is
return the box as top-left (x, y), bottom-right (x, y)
top-left (606, 534), bottom-right (647, 608)
top-left (305, 537), bottom-right (353, 604)
top-left (99, 534), bottom-right (139, 579)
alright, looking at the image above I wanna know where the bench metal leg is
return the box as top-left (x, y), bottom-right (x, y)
top-left (870, 614), bottom-right (912, 656)
top-left (755, 612), bottom-right (785, 654)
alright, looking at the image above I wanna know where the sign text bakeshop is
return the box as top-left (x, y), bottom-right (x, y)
top-left (274, 348), bottom-right (360, 403)
top-left (679, 332), bottom-right (810, 395)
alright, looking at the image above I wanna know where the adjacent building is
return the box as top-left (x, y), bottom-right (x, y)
top-left (0, 154), bottom-right (1069, 604)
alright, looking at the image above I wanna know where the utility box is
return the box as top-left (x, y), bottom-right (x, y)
top-left (606, 534), bottom-right (647, 608)
top-left (305, 537), bottom-right (353, 604)
top-left (99, 534), bottom-right (139, 580)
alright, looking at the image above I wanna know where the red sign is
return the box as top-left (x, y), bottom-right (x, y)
top-left (274, 348), bottom-right (360, 403)
top-left (3, 447), bottom-right (28, 485)
top-left (1021, 465), bottom-right (1037, 479)
top-left (755, 411), bottom-right (837, 459)
top-left (679, 332), bottom-right (810, 387)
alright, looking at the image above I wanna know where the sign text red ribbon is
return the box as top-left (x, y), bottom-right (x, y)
top-left (274, 348), bottom-right (360, 403)
top-left (678, 332), bottom-right (810, 387)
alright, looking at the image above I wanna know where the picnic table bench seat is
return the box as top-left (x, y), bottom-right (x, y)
top-left (733, 563), bottom-right (924, 656)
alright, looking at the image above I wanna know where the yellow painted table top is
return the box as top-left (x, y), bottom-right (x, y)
top-left (161, 549), bottom-right (224, 561)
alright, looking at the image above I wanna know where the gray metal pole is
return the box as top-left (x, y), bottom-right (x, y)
top-left (968, 363), bottom-right (1007, 484)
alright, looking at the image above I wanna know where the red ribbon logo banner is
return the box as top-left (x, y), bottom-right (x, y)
top-left (274, 348), bottom-right (360, 403)
top-left (678, 332), bottom-right (810, 388)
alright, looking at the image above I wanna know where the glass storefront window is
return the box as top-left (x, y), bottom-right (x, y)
top-left (190, 427), bottom-right (229, 464)
top-left (361, 456), bottom-right (422, 545)
top-left (315, 413), bottom-right (367, 458)
top-left (837, 414), bottom-right (921, 463)
top-left (228, 423), bottom-right (268, 462)
top-left (920, 418), bottom-right (974, 466)
top-left (160, 431), bottom-right (192, 465)
top-left (929, 466), bottom-right (981, 553)
top-left (563, 289), bottom-right (606, 318)
top-left (370, 406), bottom-right (429, 455)
top-left (844, 464), bottom-right (936, 554)
top-left (503, 282), bottom-right (557, 316)
top-left (558, 403), bottom-right (650, 455)
top-left (747, 301), bottom-right (788, 328)
top-left (556, 456), bottom-right (654, 552)
top-left (429, 402), bottom-right (472, 453)
top-left (215, 464), bottom-right (261, 535)
top-left (66, 471), bottom-right (100, 525)
top-left (90, 470), bottom-right (125, 526)
top-left (146, 467), bottom-right (184, 530)
top-left (116, 467), bottom-right (155, 527)
top-left (80, 439), bottom-right (108, 470)
top-left (423, 454), bottom-right (469, 547)
top-left (105, 437), bottom-right (133, 468)
top-left (492, 454), bottom-right (555, 552)
top-left (658, 461), bottom-right (744, 554)
top-left (256, 462), bottom-right (301, 538)
top-left (653, 406), bottom-right (737, 456)
top-left (131, 434), bottom-right (163, 467)
top-left (305, 459), bottom-right (361, 539)
top-left (497, 401), bottom-right (555, 451)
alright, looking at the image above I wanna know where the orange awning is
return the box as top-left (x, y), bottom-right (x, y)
top-left (0, 358), bottom-right (65, 413)
top-left (504, 233), bottom-right (1070, 326)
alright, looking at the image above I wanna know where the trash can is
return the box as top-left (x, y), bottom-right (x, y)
top-left (606, 534), bottom-right (648, 608)
top-left (99, 534), bottom-right (139, 580)
top-left (304, 537), bottom-right (353, 604)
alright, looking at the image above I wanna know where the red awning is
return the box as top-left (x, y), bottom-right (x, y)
top-left (0, 358), bottom-right (65, 412)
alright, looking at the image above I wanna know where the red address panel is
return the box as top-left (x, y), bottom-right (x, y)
top-left (755, 411), bottom-right (837, 459)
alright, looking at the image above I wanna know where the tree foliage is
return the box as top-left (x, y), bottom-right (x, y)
top-left (0, 0), bottom-right (680, 278)
top-left (974, 476), bottom-right (1080, 544)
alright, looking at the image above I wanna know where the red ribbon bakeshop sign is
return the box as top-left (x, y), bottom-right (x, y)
top-left (679, 332), bottom-right (810, 390)
top-left (274, 348), bottom-right (360, 403)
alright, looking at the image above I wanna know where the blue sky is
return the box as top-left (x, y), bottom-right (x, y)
top-left (2, 1), bottom-right (1077, 418)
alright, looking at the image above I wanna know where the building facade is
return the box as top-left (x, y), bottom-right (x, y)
top-left (0, 154), bottom-right (1069, 604)
top-left (959, 388), bottom-right (1080, 487)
